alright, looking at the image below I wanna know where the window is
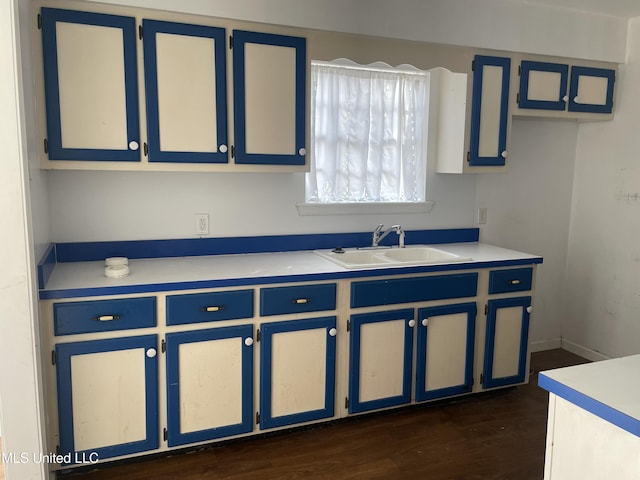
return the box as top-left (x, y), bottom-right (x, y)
top-left (305, 59), bottom-right (430, 205)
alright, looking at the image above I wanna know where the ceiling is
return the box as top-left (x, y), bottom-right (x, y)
top-left (515, 0), bottom-right (640, 18)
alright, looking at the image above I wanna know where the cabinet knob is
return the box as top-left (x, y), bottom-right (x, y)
top-left (501, 151), bottom-right (508, 159)
top-left (329, 328), bottom-right (337, 337)
top-left (146, 348), bottom-right (157, 358)
top-left (408, 319), bottom-right (416, 328)
top-left (422, 318), bottom-right (429, 327)
top-left (298, 147), bottom-right (306, 156)
top-left (219, 144), bottom-right (228, 154)
top-left (573, 96), bottom-right (579, 103)
top-left (244, 337), bottom-right (254, 347)
top-left (128, 140), bottom-right (139, 151)
top-left (526, 306), bottom-right (533, 314)
top-left (562, 95), bottom-right (569, 102)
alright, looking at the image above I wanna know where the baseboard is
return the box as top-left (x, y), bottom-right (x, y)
top-left (560, 339), bottom-right (610, 362)
top-left (530, 338), bottom-right (562, 352)
top-left (529, 338), bottom-right (611, 362)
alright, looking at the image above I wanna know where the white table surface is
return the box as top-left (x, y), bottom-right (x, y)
top-left (539, 354), bottom-right (640, 436)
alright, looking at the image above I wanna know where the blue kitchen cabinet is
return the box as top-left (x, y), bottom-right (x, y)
top-left (348, 309), bottom-right (415, 414)
top-left (482, 296), bottom-right (531, 389)
top-left (568, 66), bottom-right (615, 114)
top-left (518, 60), bottom-right (615, 114)
top-left (468, 55), bottom-right (511, 167)
top-left (415, 302), bottom-right (477, 402)
top-left (40, 8), bottom-right (141, 162)
top-left (142, 20), bottom-right (229, 164)
top-left (258, 316), bottom-right (337, 429)
top-left (232, 30), bottom-right (307, 166)
top-left (165, 325), bottom-right (254, 446)
top-left (55, 335), bottom-right (159, 463)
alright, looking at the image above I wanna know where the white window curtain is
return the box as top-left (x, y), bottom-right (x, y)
top-left (306, 59), bottom-right (429, 203)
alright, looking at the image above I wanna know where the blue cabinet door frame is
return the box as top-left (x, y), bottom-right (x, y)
top-left (55, 335), bottom-right (159, 462)
top-left (348, 309), bottom-right (414, 414)
top-left (483, 296), bottom-right (531, 389)
top-left (259, 316), bottom-right (336, 429)
top-left (165, 325), bottom-right (254, 446)
top-left (416, 302), bottom-right (476, 402)
top-left (232, 30), bottom-right (306, 166)
top-left (142, 19), bottom-right (229, 164)
top-left (469, 55), bottom-right (510, 167)
top-left (41, 8), bottom-right (140, 161)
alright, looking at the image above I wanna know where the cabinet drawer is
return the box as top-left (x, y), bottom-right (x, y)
top-left (351, 273), bottom-right (478, 308)
top-left (488, 268), bottom-right (533, 294)
top-left (54, 297), bottom-right (156, 336)
top-left (260, 284), bottom-right (336, 316)
top-left (166, 290), bottom-right (254, 325)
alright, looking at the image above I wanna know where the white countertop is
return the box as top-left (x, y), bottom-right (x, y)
top-left (539, 355), bottom-right (640, 437)
top-left (42, 242), bottom-right (542, 298)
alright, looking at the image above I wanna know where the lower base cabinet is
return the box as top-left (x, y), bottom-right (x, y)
top-left (482, 296), bottom-right (531, 389)
top-left (348, 309), bottom-right (415, 414)
top-left (416, 302), bottom-right (476, 401)
top-left (46, 266), bottom-right (537, 468)
top-left (55, 335), bottom-right (159, 463)
top-left (259, 316), bottom-right (337, 429)
top-left (165, 325), bottom-right (254, 447)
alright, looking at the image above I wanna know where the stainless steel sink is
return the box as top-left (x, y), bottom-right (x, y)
top-left (314, 246), bottom-right (471, 269)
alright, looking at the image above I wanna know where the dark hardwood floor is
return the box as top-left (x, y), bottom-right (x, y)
top-left (60, 349), bottom-right (588, 480)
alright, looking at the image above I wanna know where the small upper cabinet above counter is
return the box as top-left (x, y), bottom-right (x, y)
top-left (36, 4), bottom-right (308, 172)
top-left (514, 57), bottom-right (616, 119)
top-left (40, 8), bottom-right (141, 162)
top-left (435, 54), bottom-right (512, 174)
top-left (141, 19), bottom-right (229, 165)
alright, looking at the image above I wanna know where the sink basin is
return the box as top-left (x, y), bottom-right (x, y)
top-left (314, 249), bottom-right (396, 268)
top-left (382, 246), bottom-right (469, 264)
top-left (314, 246), bottom-right (471, 268)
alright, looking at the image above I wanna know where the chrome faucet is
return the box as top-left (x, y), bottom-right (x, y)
top-left (372, 224), bottom-right (405, 248)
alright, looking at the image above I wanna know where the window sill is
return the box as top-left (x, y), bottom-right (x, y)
top-left (296, 201), bottom-right (435, 216)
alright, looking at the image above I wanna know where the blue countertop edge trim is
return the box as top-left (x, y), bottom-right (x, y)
top-left (538, 372), bottom-right (640, 438)
top-left (37, 244), bottom-right (57, 290)
top-left (38, 258), bottom-right (542, 300)
top-left (51, 228), bottom-right (480, 263)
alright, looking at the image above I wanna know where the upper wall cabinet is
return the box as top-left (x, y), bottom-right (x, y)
top-left (232, 31), bottom-right (307, 166)
top-left (142, 20), bottom-right (228, 164)
top-left (516, 60), bottom-right (615, 117)
top-left (40, 8), bottom-right (141, 162)
top-left (436, 55), bottom-right (511, 174)
top-left (468, 55), bottom-right (511, 168)
top-left (38, 7), bottom-right (308, 171)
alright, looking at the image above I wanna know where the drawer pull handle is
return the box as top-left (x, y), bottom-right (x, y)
top-left (202, 306), bottom-right (224, 312)
top-left (95, 314), bottom-right (120, 322)
top-left (293, 298), bottom-right (309, 305)
top-left (508, 279), bottom-right (521, 285)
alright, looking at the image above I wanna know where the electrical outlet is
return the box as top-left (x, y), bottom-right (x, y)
top-left (478, 207), bottom-right (488, 225)
top-left (195, 214), bottom-right (209, 235)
